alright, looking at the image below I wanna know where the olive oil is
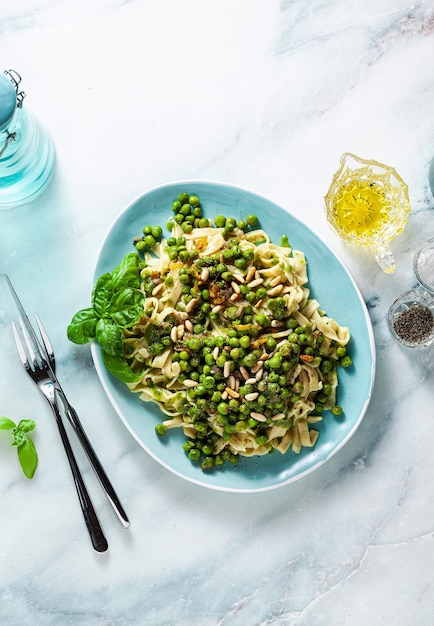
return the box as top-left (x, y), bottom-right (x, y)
top-left (331, 180), bottom-right (391, 238)
top-left (324, 152), bottom-right (411, 274)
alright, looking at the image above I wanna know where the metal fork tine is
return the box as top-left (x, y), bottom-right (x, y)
top-left (35, 313), bottom-right (55, 368)
top-left (5, 274), bottom-right (46, 364)
top-left (11, 320), bottom-right (29, 367)
top-left (19, 318), bottom-right (38, 367)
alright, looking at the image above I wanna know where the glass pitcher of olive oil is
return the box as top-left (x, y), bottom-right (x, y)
top-left (324, 153), bottom-right (411, 274)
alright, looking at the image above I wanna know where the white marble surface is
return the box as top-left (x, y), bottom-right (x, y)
top-left (1, 1), bottom-right (434, 624)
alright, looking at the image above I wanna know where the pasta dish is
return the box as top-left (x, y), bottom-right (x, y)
top-left (118, 194), bottom-right (351, 470)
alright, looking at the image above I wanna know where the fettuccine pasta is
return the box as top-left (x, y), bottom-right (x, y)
top-left (120, 194), bottom-right (351, 470)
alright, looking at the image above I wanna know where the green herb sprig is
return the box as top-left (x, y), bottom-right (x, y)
top-left (67, 253), bottom-right (145, 382)
top-left (0, 417), bottom-right (38, 479)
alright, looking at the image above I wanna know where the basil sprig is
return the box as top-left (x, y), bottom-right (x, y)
top-left (0, 417), bottom-right (38, 479)
top-left (67, 253), bottom-right (145, 382)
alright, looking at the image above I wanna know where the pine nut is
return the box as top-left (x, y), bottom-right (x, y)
top-left (152, 283), bottom-right (164, 297)
top-left (223, 361), bottom-right (232, 378)
top-left (245, 392), bottom-right (259, 402)
top-left (270, 276), bottom-right (282, 287)
top-left (231, 281), bottom-right (240, 294)
top-left (185, 297), bottom-right (199, 313)
top-left (240, 366), bottom-right (250, 381)
top-left (250, 411), bottom-right (267, 422)
top-left (250, 361), bottom-right (263, 374)
top-left (200, 267), bottom-right (210, 281)
top-left (247, 278), bottom-right (264, 289)
top-left (184, 319), bottom-right (194, 332)
top-left (183, 379), bottom-right (198, 388)
top-left (267, 284), bottom-right (283, 297)
top-left (246, 266), bottom-right (256, 282)
top-left (226, 387), bottom-right (240, 398)
top-left (271, 413), bottom-right (285, 421)
top-left (170, 326), bottom-right (178, 342)
top-left (246, 377), bottom-right (257, 385)
top-left (213, 346), bottom-right (220, 360)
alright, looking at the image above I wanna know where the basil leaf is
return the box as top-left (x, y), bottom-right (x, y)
top-left (17, 419), bottom-right (36, 433)
top-left (0, 417), bottom-right (16, 430)
top-left (17, 436), bottom-right (38, 479)
top-left (111, 288), bottom-right (144, 327)
top-left (102, 351), bottom-right (143, 383)
top-left (92, 273), bottom-right (114, 317)
top-left (96, 318), bottom-right (123, 356)
top-left (67, 308), bottom-right (98, 344)
top-left (111, 253), bottom-right (141, 292)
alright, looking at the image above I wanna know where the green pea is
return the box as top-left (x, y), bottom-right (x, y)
top-left (188, 448), bottom-right (201, 461)
top-left (214, 215), bottom-right (226, 228)
top-left (217, 402), bottom-right (229, 415)
top-left (135, 239), bottom-right (147, 251)
top-left (179, 351), bottom-right (190, 361)
top-left (268, 354), bottom-right (282, 369)
top-left (178, 192), bottom-right (189, 204)
top-left (151, 225), bottom-right (163, 238)
top-left (198, 217), bottom-right (209, 228)
top-left (179, 249), bottom-right (190, 261)
top-left (155, 424), bottom-right (167, 436)
top-left (331, 405), bottom-right (343, 416)
top-left (172, 200), bottom-right (181, 213)
top-left (234, 258), bottom-right (247, 270)
top-left (203, 376), bottom-right (215, 389)
top-left (189, 195), bottom-right (200, 207)
top-left (188, 338), bottom-right (201, 351)
top-left (216, 355), bottom-right (227, 368)
top-left (246, 214), bottom-right (258, 226)
top-left (239, 335), bottom-right (250, 349)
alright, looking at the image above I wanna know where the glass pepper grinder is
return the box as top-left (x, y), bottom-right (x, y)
top-left (0, 69), bottom-right (55, 208)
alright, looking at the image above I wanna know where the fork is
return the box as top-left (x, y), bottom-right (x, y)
top-left (5, 275), bottom-right (130, 529)
top-left (12, 319), bottom-right (109, 553)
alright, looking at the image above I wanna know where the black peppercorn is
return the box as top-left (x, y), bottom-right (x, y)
top-left (393, 304), bottom-right (434, 344)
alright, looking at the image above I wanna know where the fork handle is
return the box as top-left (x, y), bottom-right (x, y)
top-left (50, 402), bottom-right (108, 553)
top-left (64, 403), bottom-right (130, 528)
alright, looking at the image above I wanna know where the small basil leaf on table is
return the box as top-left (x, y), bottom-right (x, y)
top-left (17, 436), bottom-right (38, 479)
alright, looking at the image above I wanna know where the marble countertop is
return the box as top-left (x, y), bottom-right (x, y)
top-left (1, 1), bottom-right (434, 624)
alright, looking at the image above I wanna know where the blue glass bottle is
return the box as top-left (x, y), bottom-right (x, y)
top-left (0, 70), bottom-right (55, 208)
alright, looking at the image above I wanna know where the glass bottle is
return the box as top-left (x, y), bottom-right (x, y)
top-left (0, 69), bottom-right (55, 208)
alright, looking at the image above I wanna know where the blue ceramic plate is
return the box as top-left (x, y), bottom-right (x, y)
top-left (91, 181), bottom-right (375, 492)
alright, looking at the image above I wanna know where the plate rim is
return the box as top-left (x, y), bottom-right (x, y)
top-left (90, 178), bottom-right (376, 493)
